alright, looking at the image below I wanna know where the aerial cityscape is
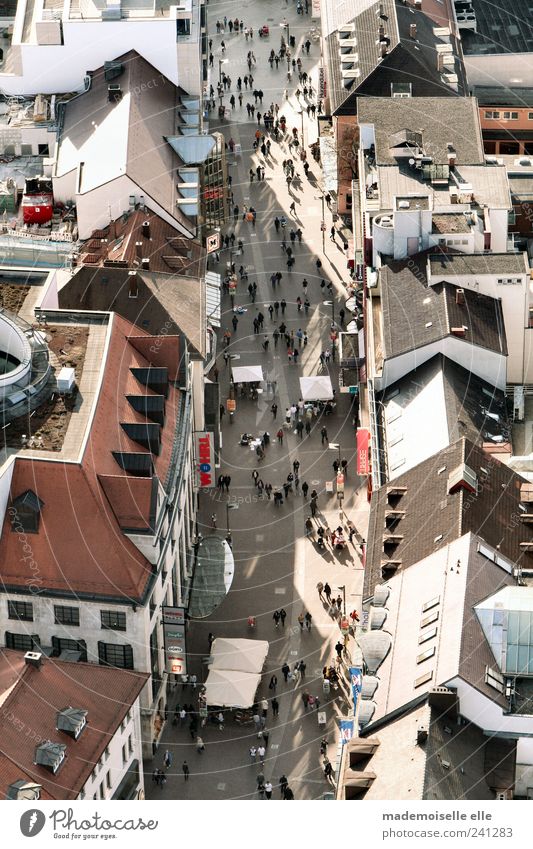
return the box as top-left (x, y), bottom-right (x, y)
top-left (0, 0), bottom-right (532, 810)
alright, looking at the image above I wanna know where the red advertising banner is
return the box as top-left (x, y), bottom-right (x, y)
top-left (356, 428), bottom-right (370, 476)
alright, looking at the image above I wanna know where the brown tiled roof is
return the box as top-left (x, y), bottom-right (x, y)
top-left (365, 438), bottom-right (533, 599)
top-left (78, 209), bottom-right (205, 279)
top-left (59, 264), bottom-right (206, 358)
top-left (0, 650), bottom-right (147, 799)
top-left (0, 315), bottom-right (181, 600)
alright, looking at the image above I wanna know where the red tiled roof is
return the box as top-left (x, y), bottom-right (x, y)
top-left (0, 650), bottom-right (148, 799)
top-left (79, 209), bottom-right (205, 279)
top-left (0, 314), bottom-right (181, 600)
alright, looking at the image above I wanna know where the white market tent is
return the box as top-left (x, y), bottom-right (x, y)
top-left (210, 638), bottom-right (269, 674)
top-left (232, 365), bottom-right (264, 383)
top-left (204, 638), bottom-right (269, 708)
top-left (300, 375), bottom-right (334, 401)
top-left (203, 669), bottom-right (261, 709)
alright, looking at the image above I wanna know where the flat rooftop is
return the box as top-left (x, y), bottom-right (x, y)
top-left (461, 1), bottom-right (533, 56)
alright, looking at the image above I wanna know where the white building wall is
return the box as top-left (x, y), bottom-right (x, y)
top-left (379, 339), bottom-right (506, 391)
top-left (446, 677), bottom-right (533, 737)
top-left (516, 737), bottom-right (533, 798)
top-left (489, 208), bottom-right (510, 253)
top-left (79, 696), bottom-right (145, 800)
top-left (429, 268), bottom-right (528, 385)
top-left (1, 20), bottom-right (187, 96)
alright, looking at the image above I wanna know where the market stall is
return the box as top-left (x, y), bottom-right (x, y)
top-left (232, 365), bottom-right (264, 383)
top-left (203, 638), bottom-right (269, 708)
top-left (299, 375), bottom-right (334, 401)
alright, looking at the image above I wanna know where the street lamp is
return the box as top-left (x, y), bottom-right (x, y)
top-left (226, 502), bottom-right (238, 534)
top-left (337, 585), bottom-right (346, 615)
top-left (218, 58), bottom-right (228, 85)
top-left (280, 19), bottom-right (290, 47)
top-left (296, 105), bottom-right (305, 148)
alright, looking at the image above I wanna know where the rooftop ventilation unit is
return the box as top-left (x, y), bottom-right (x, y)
top-left (6, 780), bottom-right (42, 800)
top-left (56, 707), bottom-right (88, 740)
top-left (448, 463), bottom-right (477, 495)
top-left (34, 741), bottom-right (66, 774)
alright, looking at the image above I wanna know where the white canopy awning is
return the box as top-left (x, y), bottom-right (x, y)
top-left (300, 375), bottom-right (334, 401)
top-left (232, 365), bottom-right (264, 383)
top-left (210, 638), bottom-right (269, 674)
top-left (203, 669), bottom-right (261, 709)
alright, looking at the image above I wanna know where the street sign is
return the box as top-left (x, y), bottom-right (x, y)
top-left (206, 231), bottom-right (221, 253)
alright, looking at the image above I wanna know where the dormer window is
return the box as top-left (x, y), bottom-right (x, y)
top-left (10, 490), bottom-right (44, 534)
top-left (6, 780), bottom-right (42, 800)
top-left (34, 741), bottom-right (66, 774)
top-left (56, 707), bottom-right (88, 740)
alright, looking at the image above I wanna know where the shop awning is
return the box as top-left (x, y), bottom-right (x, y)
top-left (232, 365), bottom-right (264, 383)
top-left (300, 375), bottom-right (334, 401)
top-left (210, 638), bottom-right (269, 674)
top-left (205, 271), bottom-right (221, 328)
top-left (203, 669), bottom-right (261, 709)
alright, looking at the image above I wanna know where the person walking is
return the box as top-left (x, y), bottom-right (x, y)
top-left (196, 736), bottom-right (205, 753)
top-left (301, 690), bottom-right (310, 710)
top-left (182, 761), bottom-right (190, 781)
top-left (163, 749), bottom-right (172, 770)
top-left (249, 745), bottom-right (257, 763)
top-left (335, 640), bottom-right (344, 660)
top-left (257, 744), bottom-right (266, 764)
top-left (297, 610), bottom-right (305, 630)
top-left (317, 581), bottom-right (324, 600)
top-left (321, 425), bottom-right (328, 445)
top-left (305, 611), bottom-right (312, 631)
top-left (272, 697), bottom-right (279, 717)
top-left (271, 402), bottom-right (278, 418)
top-left (305, 516), bottom-right (314, 538)
top-left (276, 428), bottom-right (284, 445)
top-left (269, 674), bottom-right (278, 691)
top-left (281, 662), bottom-right (290, 682)
top-left (264, 781), bottom-right (273, 800)
top-left (279, 608), bottom-right (287, 627)
top-left (302, 481), bottom-right (309, 498)
top-left (324, 582), bottom-right (332, 603)
top-left (273, 609), bottom-right (281, 628)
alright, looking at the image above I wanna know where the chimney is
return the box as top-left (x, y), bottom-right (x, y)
top-left (135, 240), bottom-right (143, 258)
top-left (128, 270), bottom-right (138, 297)
top-left (380, 41), bottom-right (388, 58)
top-left (141, 257), bottom-right (150, 270)
top-left (414, 0), bottom-right (422, 8)
top-left (410, 23), bottom-right (417, 38)
top-left (447, 142), bottom-right (456, 168)
top-left (455, 288), bottom-right (465, 305)
top-left (378, 24), bottom-right (385, 40)
top-left (142, 220), bottom-right (151, 239)
top-left (24, 651), bottom-right (42, 669)
top-left (437, 53), bottom-right (444, 72)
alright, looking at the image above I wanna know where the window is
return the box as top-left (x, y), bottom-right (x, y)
top-left (20, 144), bottom-right (32, 156)
top-left (5, 632), bottom-right (39, 651)
top-left (128, 734), bottom-right (133, 755)
top-left (100, 610), bottom-right (127, 631)
top-left (414, 670), bottom-right (433, 688)
top-left (529, 113), bottom-right (533, 121)
top-left (51, 636), bottom-right (87, 662)
top-left (79, 789), bottom-right (85, 800)
top-left (484, 111), bottom-right (500, 119)
top-left (421, 610), bottom-right (439, 628)
top-left (54, 605), bottom-right (80, 626)
top-left (97, 642), bottom-right (134, 669)
top-left (419, 627), bottom-right (438, 645)
top-left (106, 771), bottom-right (111, 790)
top-left (503, 111), bottom-right (518, 120)
top-left (122, 744), bottom-right (127, 765)
top-left (422, 596), bottom-right (440, 613)
top-left (38, 144), bottom-right (50, 156)
top-left (485, 665), bottom-right (504, 693)
top-left (417, 646), bottom-right (436, 664)
top-left (104, 746), bottom-right (110, 761)
top-left (8, 600), bottom-right (33, 622)
top-left (99, 782), bottom-right (105, 800)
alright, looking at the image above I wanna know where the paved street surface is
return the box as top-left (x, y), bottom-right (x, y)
top-left (146, 0), bottom-right (369, 800)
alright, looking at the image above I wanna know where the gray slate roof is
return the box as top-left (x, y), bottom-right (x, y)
top-left (379, 257), bottom-right (507, 359)
top-left (429, 252), bottom-right (529, 278)
top-left (358, 96), bottom-right (484, 165)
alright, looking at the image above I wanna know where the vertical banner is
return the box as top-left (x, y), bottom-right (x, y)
top-left (340, 719), bottom-right (354, 744)
top-left (356, 427), bottom-right (370, 475)
top-left (162, 607), bottom-right (187, 675)
top-left (349, 667), bottom-right (362, 714)
top-left (195, 431), bottom-right (215, 487)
